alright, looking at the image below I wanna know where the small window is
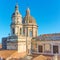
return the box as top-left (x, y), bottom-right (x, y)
top-left (12, 28), bottom-right (15, 34)
top-left (38, 45), bottom-right (43, 53)
top-left (53, 46), bottom-right (59, 53)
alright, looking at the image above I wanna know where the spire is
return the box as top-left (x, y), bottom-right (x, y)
top-left (26, 8), bottom-right (30, 16)
top-left (15, 3), bottom-right (19, 12)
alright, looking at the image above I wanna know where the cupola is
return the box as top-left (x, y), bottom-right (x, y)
top-left (23, 8), bottom-right (36, 25)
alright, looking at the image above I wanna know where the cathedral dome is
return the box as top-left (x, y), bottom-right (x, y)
top-left (23, 8), bottom-right (36, 25)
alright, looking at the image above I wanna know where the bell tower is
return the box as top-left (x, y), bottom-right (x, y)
top-left (11, 4), bottom-right (23, 36)
top-left (23, 8), bottom-right (38, 54)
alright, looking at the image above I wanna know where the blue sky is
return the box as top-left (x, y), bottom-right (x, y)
top-left (0, 0), bottom-right (60, 43)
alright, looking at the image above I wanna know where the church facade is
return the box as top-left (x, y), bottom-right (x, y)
top-left (2, 4), bottom-right (38, 53)
top-left (2, 4), bottom-right (60, 56)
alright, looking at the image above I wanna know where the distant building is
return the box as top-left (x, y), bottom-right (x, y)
top-left (2, 4), bottom-right (38, 53)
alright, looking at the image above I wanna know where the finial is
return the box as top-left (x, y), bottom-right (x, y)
top-left (15, 3), bottom-right (19, 12)
top-left (26, 8), bottom-right (30, 16)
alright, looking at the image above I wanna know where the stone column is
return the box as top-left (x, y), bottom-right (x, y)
top-left (43, 44), bottom-right (45, 53)
top-left (51, 44), bottom-right (53, 55)
top-left (37, 42), bottom-right (38, 53)
top-left (59, 44), bottom-right (60, 54)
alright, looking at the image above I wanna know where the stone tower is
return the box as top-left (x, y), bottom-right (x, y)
top-left (11, 4), bottom-right (23, 36)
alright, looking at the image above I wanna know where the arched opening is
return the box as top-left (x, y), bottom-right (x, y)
top-left (12, 28), bottom-right (15, 34)
top-left (23, 27), bottom-right (25, 35)
top-left (29, 31), bottom-right (32, 37)
top-left (20, 28), bottom-right (22, 35)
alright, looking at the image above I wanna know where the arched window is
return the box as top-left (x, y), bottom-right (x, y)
top-left (23, 27), bottom-right (25, 35)
top-left (29, 31), bottom-right (32, 37)
top-left (12, 28), bottom-right (15, 34)
top-left (20, 28), bottom-right (22, 35)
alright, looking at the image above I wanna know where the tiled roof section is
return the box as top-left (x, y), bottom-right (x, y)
top-left (33, 55), bottom-right (47, 60)
top-left (0, 50), bottom-right (26, 59)
top-left (0, 50), bottom-right (16, 59)
top-left (36, 33), bottom-right (60, 40)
